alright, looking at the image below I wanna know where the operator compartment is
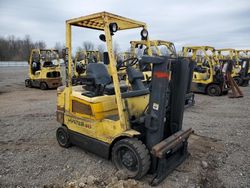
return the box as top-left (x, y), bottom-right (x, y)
top-left (70, 63), bottom-right (128, 120)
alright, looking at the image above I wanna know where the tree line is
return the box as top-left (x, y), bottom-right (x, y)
top-left (0, 35), bottom-right (120, 61)
top-left (0, 35), bottom-right (46, 61)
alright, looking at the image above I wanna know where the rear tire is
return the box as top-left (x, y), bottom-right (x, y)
top-left (25, 79), bottom-right (32, 88)
top-left (56, 126), bottom-right (71, 148)
top-left (40, 82), bottom-right (48, 90)
top-left (206, 84), bottom-right (221, 96)
top-left (112, 138), bottom-right (150, 179)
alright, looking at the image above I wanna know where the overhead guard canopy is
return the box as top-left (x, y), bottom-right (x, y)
top-left (66, 11), bottom-right (147, 30)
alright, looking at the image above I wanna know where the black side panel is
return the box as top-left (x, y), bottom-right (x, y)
top-left (168, 58), bottom-right (189, 134)
top-left (186, 59), bottom-right (195, 94)
top-left (241, 59), bottom-right (249, 77)
top-left (68, 130), bottom-right (110, 159)
top-left (191, 82), bottom-right (206, 93)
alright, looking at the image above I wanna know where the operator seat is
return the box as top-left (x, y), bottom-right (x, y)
top-left (82, 63), bottom-right (111, 97)
top-left (82, 63), bottom-right (128, 97)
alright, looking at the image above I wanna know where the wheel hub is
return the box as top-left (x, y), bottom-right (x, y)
top-left (59, 131), bottom-right (66, 144)
top-left (121, 150), bottom-right (136, 168)
top-left (210, 88), bottom-right (216, 94)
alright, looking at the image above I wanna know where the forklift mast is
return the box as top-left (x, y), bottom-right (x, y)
top-left (140, 56), bottom-right (192, 185)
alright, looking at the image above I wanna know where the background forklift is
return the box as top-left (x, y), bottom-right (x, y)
top-left (183, 46), bottom-right (229, 96)
top-left (235, 49), bottom-right (250, 86)
top-left (72, 50), bottom-right (101, 85)
top-left (129, 40), bottom-right (195, 106)
top-left (56, 12), bottom-right (192, 185)
top-left (25, 49), bottom-right (62, 90)
top-left (215, 48), bottom-right (243, 85)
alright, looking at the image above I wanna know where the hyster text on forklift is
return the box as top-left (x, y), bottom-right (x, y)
top-left (56, 12), bottom-right (193, 185)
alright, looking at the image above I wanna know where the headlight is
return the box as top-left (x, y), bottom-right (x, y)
top-left (109, 23), bottom-right (118, 33)
top-left (141, 29), bottom-right (148, 40)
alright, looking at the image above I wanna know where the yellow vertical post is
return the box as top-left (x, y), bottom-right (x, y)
top-left (103, 17), bottom-right (128, 129)
top-left (28, 50), bottom-right (33, 76)
top-left (153, 41), bottom-right (161, 56)
top-left (130, 42), bottom-right (136, 57)
top-left (66, 23), bottom-right (72, 95)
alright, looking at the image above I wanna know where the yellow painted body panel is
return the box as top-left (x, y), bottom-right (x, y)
top-left (64, 113), bottom-right (139, 144)
top-left (123, 94), bottom-right (149, 119)
top-left (193, 71), bottom-right (209, 81)
top-left (29, 66), bottom-right (61, 80)
top-left (57, 86), bottom-right (141, 144)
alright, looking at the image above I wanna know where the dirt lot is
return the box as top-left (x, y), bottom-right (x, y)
top-left (0, 67), bottom-right (249, 188)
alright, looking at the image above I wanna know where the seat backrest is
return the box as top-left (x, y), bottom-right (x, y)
top-left (126, 66), bottom-right (145, 90)
top-left (86, 63), bottom-right (111, 85)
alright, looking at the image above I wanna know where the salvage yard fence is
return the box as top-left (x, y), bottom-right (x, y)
top-left (0, 61), bottom-right (28, 67)
top-left (0, 60), bottom-right (65, 67)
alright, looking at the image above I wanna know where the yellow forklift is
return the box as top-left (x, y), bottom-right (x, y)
top-left (129, 40), bottom-right (195, 106)
top-left (56, 12), bottom-right (192, 185)
top-left (72, 50), bottom-right (101, 85)
top-left (183, 46), bottom-right (229, 96)
top-left (127, 40), bottom-right (176, 84)
top-left (215, 48), bottom-right (243, 85)
top-left (235, 49), bottom-right (250, 86)
top-left (25, 49), bottom-right (62, 90)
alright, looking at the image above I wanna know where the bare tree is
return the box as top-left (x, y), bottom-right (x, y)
top-left (0, 35), bottom-right (47, 61)
top-left (113, 41), bottom-right (120, 59)
top-left (54, 42), bottom-right (65, 58)
top-left (97, 44), bottom-right (105, 61)
top-left (82, 41), bottom-right (94, 51)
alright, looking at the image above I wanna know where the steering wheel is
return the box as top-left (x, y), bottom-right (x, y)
top-left (117, 57), bottom-right (138, 70)
top-left (76, 61), bottom-right (87, 75)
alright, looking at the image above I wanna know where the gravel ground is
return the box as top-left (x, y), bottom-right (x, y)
top-left (0, 67), bottom-right (249, 188)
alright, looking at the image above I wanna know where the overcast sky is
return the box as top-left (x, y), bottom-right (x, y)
top-left (0, 0), bottom-right (249, 52)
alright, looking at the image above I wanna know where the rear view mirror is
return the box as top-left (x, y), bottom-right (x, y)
top-left (99, 34), bottom-right (106, 42)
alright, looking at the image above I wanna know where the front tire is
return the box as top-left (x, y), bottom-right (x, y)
top-left (112, 138), bottom-right (150, 179)
top-left (56, 126), bottom-right (71, 148)
top-left (206, 84), bottom-right (221, 96)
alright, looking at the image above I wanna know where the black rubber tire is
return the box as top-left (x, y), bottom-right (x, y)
top-left (206, 84), bottom-right (221, 96)
top-left (56, 126), bottom-right (71, 148)
top-left (233, 76), bottom-right (243, 86)
top-left (40, 82), bottom-right (48, 90)
top-left (25, 79), bottom-right (31, 88)
top-left (241, 80), bottom-right (249, 87)
top-left (112, 138), bottom-right (150, 179)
